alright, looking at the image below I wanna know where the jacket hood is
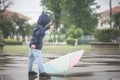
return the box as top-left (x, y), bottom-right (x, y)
top-left (37, 14), bottom-right (51, 27)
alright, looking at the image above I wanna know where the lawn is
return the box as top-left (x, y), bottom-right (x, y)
top-left (4, 45), bottom-right (91, 54)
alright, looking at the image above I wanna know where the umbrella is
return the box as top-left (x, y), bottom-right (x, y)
top-left (44, 50), bottom-right (84, 74)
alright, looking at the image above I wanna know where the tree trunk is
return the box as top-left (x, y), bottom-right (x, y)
top-left (75, 39), bottom-right (78, 46)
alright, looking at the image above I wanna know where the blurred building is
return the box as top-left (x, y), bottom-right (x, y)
top-left (0, 10), bottom-right (30, 20)
top-left (97, 6), bottom-right (120, 29)
top-left (0, 10), bottom-right (31, 44)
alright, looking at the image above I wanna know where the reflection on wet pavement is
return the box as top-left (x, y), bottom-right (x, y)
top-left (28, 74), bottom-right (37, 80)
top-left (0, 74), bottom-right (10, 80)
top-left (0, 52), bottom-right (120, 80)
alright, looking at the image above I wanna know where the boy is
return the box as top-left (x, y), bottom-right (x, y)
top-left (28, 13), bottom-right (51, 77)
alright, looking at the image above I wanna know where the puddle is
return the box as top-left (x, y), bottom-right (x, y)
top-left (0, 52), bottom-right (120, 80)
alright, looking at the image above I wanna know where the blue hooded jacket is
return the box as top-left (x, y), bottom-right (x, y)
top-left (29, 14), bottom-right (51, 50)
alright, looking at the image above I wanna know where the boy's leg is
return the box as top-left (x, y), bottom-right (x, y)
top-left (28, 49), bottom-right (35, 72)
top-left (32, 49), bottom-right (44, 73)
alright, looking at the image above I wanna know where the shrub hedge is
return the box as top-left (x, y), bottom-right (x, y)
top-left (66, 37), bottom-right (75, 45)
top-left (94, 28), bottom-right (120, 42)
top-left (3, 39), bottom-right (22, 45)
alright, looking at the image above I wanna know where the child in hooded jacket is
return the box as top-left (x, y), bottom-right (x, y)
top-left (28, 13), bottom-right (51, 77)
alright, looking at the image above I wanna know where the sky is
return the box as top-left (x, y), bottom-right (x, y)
top-left (8, 0), bottom-right (44, 23)
top-left (8, 0), bottom-right (120, 23)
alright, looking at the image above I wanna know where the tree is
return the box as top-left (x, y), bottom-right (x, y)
top-left (0, 0), bottom-right (13, 38)
top-left (109, 0), bottom-right (112, 28)
top-left (66, 25), bottom-right (84, 45)
top-left (41, 0), bottom-right (62, 30)
top-left (0, 15), bottom-right (15, 38)
top-left (0, 0), bottom-right (13, 12)
top-left (10, 13), bottom-right (33, 42)
top-left (61, 0), bottom-right (98, 35)
top-left (41, 0), bottom-right (62, 43)
top-left (0, 0), bottom-right (32, 43)
top-left (113, 13), bottom-right (120, 29)
top-left (0, 0), bottom-right (13, 37)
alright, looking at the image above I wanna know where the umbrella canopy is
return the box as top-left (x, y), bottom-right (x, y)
top-left (44, 50), bottom-right (84, 74)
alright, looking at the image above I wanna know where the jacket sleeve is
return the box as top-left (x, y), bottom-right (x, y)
top-left (30, 25), bottom-right (49, 45)
top-left (44, 25), bottom-right (50, 31)
top-left (30, 26), bottom-right (41, 45)
top-left (35, 27), bottom-right (45, 37)
top-left (30, 37), bottom-right (37, 45)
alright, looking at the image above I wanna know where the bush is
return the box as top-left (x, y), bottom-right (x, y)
top-left (3, 39), bottom-right (22, 45)
top-left (94, 28), bottom-right (120, 42)
top-left (66, 37), bottom-right (75, 45)
top-left (0, 30), bottom-right (3, 43)
top-left (58, 37), bottom-right (65, 42)
top-left (66, 25), bottom-right (84, 38)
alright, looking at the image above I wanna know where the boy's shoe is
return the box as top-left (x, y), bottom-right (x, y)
top-left (28, 74), bottom-right (37, 80)
top-left (39, 72), bottom-right (50, 77)
top-left (28, 71), bottom-right (37, 75)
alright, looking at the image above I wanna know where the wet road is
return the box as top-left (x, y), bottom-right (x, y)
top-left (0, 52), bottom-right (120, 80)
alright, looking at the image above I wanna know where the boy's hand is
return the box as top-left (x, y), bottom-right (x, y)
top-left (49, 21), bottom-right (52, 25)
top-left (31, 44), bottom-right (36, 49)
top-left (50, 26), bottom-right (54, 31)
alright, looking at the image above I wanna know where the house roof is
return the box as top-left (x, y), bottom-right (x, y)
top-left (0, 10), bottom-right (30, 20)
top-left (100, 6), bottom-right (120, 17)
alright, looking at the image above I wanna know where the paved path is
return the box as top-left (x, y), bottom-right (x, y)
top-left (0, 52), bottom-right (120, 80)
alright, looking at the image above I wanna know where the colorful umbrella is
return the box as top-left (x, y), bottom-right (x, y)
top-left (44, 50), bottom-right (84, 74)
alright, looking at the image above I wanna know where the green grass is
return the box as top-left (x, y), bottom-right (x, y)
top-left (4, 45), bottom-right (91, 54)
top-left (42, 45), bottom-right (91, 54)
top-left (4, 45), bottom-right (29, 54)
